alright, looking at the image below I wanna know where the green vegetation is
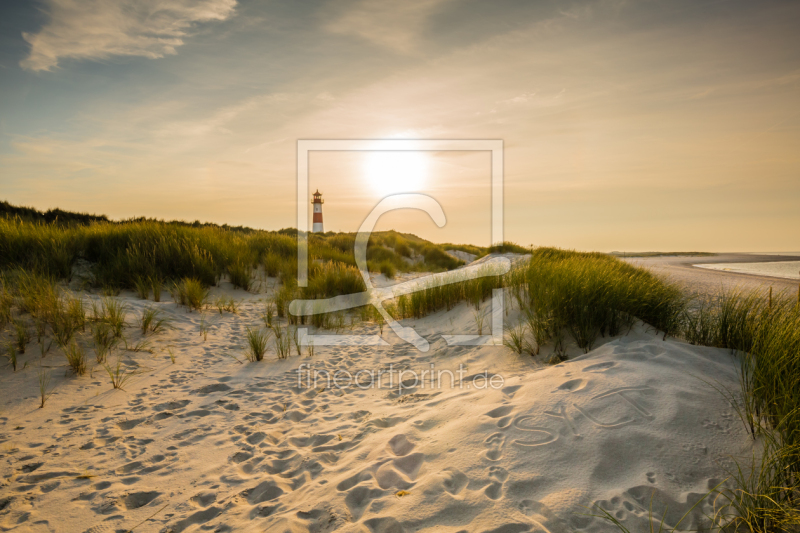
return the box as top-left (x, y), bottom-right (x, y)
top-left (4, 342), bottom-right (17, 371)
top-left (104, 358), bottom-right (134, 389)
top-left (245, 327), bottom-right (271, 362)
top-left (508, 248), bottom-right (684, 353)
top-left (498, 252), bottom-right (799, 532)
top-left (2, 202), bottom-right (796, 531)
top-left (379, 261), bottom-right (396, 279)
top-left (90, 322), bottom-right (117, 364)
top-left (0, 202), bottom-right (484, 299)
top-left (271, 323), bottom-right (292, 359)
top-left (38, 367), bottom-right (52, 408)
top-left (91, 297), bottom-right (126, 337)
top-left (0, 200), bottom-right (110, 226)
top-left (679, 289), bottom-right (800, 532)
top-left (170, 278), bottom-right (209, 311)
top-left (138, 307), bottom-right (170, 335)
top-left (62, 340), bottom-right (86, 375)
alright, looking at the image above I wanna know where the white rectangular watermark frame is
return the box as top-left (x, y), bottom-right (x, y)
top-left (295, 139), bottom-right (504, 349)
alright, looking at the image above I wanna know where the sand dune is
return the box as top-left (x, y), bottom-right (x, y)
top-left (0, 287), bottom-right (750, 532)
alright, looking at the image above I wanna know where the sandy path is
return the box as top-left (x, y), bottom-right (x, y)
top-left (0, 292), bottom-right (751, 533)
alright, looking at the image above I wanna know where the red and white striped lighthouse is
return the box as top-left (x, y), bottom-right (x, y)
top-left (311, 189), bottom-right (324, 233)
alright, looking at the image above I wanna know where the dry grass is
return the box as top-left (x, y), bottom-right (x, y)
top-left (138, 307), bottom-right (169, 335)
top-left (245, 327), bottom-right (271, 362)
top-left (171, 278), bottom-right (208, 311)
top-left (104, 358), bottom-right (134, 389)
top-left (62, 341), bottom-right (86, 376)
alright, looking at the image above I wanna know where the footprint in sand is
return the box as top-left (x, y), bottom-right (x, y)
top-left (375, 462), bottom-right (414, 490)
top-left (122, 490), bottom-right (161, 510)
top-left (555, 379), bottom-right (586, 393)
top-left (484, 405), bottom-right (515, 428)
top-left (345, 485), bottom-right (385, 520)
top-left (484, 405), bottom-right (514, 418)
top-left (439, 467), bottom-right (469, 496)
top-left (387, 434), bottom-right (415, 457)
top-left (582, 361), bottom-right (618, 373)
top-left (484, 466), bottom-right (509, 500)
top-left (484, 433), bottom-right (505, 461)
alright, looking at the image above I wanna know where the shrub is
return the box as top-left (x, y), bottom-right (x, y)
top-left (488, 241), bottom-right (529, 254)
top-left (263, 253), bottom-right (281, 277)
top-left (379, 261), bottom-right (396, 279)
top-left (228, 259), bottom-right (252, 291)
top-left (512, 248), bottom-right (685, 351)
top-left (171, 278), bottom-right (208, 311)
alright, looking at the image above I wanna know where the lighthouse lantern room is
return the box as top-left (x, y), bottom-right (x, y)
top-left (311, 190), bottom-right (324, 233)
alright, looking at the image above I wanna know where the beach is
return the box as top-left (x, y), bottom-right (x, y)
top-left (621, 253), bottom-right (800, 299)
top-left (0, 270), bottom-right (753, 532)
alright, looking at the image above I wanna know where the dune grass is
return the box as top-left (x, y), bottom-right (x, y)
top-left (379, 261), bottom-right (396, 279)
top-left (38, 367), bottom-right (52, 408)
top-left (4, 342), bottom-right (17, 371)
top-left (91, 322), bottom-right (117, 364)
top-left (228, 260), bottom-right (252, 291)
top-left (2, 206), bottom-right (796, 529)
top-left (62, 341), bottom-right (86, 375)
top-left (104, 358), bottom-right (134, 389)
top-left (508, 248), bottom-right (685, 353)
top-left (677, 288), bottom-right (800, 532)
top-left (271, 323), bottom-right (292, 359)
top-left (0, 212), bottom-right (471, 300)
top-left (138, 307), bottom-right (169, 335)
top-left (245, 327), bottom-right (271, 362)
top-left (171, 278), bottom-right (208, 311)
top-left (503, 323), bottom-right (530, 355)
top-left (92, 297), bottom-right (127, 337)
top-left (498, 252), bottom-right (797, 531)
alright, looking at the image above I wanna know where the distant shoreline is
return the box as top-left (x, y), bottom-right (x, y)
top-left (621, 252), bottom-right (800, 298)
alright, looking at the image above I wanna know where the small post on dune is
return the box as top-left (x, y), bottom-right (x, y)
top-left (768, 286), bottom-right (772, 309)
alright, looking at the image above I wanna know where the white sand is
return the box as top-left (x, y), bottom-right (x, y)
top-left (0, 286), bottom-right (751, 532)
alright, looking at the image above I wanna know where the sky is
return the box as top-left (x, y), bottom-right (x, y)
top-left (0, 0), bottom-right (799, 251)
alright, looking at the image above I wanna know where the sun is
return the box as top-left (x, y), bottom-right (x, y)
top-left (363, 151), bottom-right (429, 196)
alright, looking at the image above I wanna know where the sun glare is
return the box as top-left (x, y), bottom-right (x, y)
top-left (363, 151), bottom-right (429, 196)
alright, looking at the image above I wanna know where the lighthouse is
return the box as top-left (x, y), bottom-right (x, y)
top-left (311, 189), bottom-right (324, 233)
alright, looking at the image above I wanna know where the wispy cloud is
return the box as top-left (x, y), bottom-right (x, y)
top-left (324, 0), bottom-right (453, 53)
top-left (21, 0), bottom-right (236, 71)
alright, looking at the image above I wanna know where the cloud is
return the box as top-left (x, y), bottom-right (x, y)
top-left (324, 0), bottom-right (453, 53)
top-left (20, 0), bottom-right (236, 71)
